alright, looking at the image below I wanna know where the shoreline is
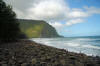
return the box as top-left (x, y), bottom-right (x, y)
top-left (31, 38), bottom-right (100, 57)
top-left (0, 40), bottom-right (100, 66)
top-left (31, 41), bottom-right (98, 57)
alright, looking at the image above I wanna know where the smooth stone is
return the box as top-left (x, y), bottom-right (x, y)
top-left (2, 64), bottom-right (7, 66)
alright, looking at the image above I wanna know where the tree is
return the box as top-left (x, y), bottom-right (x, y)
top-left (0, 0), bottom-right (20, 42)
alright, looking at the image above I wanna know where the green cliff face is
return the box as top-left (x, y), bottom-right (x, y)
top-left (18, 19), bottom-right (61, 38)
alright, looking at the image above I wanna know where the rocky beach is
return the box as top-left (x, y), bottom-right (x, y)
top-left (0, 40), bottom-right (100, 66)
top-left (1, 0), bottom-right (100, 66)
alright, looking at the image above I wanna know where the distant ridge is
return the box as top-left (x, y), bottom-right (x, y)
top-left (18, 19), bottom-right (62, 38)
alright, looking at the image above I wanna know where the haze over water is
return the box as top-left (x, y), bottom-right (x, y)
top-left (31, 36), bottom-right (100, 56)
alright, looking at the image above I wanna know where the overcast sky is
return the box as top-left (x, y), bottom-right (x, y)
top-left (4, 0), bottom-right (100, 37)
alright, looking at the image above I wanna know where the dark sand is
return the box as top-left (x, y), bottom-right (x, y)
top-left (0, 40), bottom-right (100, 66)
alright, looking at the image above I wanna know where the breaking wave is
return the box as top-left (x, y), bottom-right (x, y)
top-left (31, 37), bottom-right (100, 56)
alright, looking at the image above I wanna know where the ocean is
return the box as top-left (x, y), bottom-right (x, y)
top-left (30, 36), bottom-right (100, 56)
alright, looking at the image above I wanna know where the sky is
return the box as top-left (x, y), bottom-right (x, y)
top-left (4, 0), bottom-right (100, 37)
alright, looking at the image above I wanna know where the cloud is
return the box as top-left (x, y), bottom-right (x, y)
top-left (66, 7), bottom-right (100, 26)
top-left (4, 0), bottom-right (70, 20)
top-left (49, 22), bottom-right (63, 29)
top-left (26, 0), bottom-right (69, 21)
top-left (84, 6), bottom-right (100, 14)
top-left (67, 8), bottom-right (89, 18)
top-left (66, 19), bottom-right (84, 26)
top-left (49, 22), bottom-right (65, 34)
top-left (13, 8), bottom-right (26, 19)
top-left (4, 0), bottom-right (36, 19)
top-left (4, 0), bottom-right (100, 33)
top-left (4, 0), bottom-right (35, 11)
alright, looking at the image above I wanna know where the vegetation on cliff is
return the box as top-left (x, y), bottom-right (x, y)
top-left (18, 19), bottom-right (61, 38)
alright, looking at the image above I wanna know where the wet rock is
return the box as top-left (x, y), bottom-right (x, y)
top-left (21, 63), bottom-right (29, 66)
top-left (69, 56), bottom-right (76, 60)
top-left (86, 63), bottom-right (95, 66)
top-left (0, 40), bottom-right (100, 66)
top-left (40, 62), bottom-right (47, 66)
top-left (2, 64), bottom-right (7, 66)
top-left (31, 58), bottom-right (37, 64)
top-left (36, 62), bottom-right (41, 66)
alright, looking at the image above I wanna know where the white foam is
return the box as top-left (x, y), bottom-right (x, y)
top-left (64, 43), bottom-right (80, 47)
top-left (77, 38), bottom-right (100, 41)
top-left (82, 45), bottom-right (100, 49)
top-left (30, 38), bottom-right (100, 56)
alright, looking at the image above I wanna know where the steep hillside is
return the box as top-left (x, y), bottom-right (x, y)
top-left (18, 19), bottom-right (61, 38)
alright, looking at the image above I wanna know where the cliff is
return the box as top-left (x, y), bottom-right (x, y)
top-left (18, 19), bottom-right (61, 38)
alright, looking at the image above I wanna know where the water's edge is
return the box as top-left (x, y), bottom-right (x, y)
top-left (30, 37), bottom-right (100, 56)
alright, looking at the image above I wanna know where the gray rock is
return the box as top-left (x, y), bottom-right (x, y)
top-left (2, 64), bottom-right (7, 66)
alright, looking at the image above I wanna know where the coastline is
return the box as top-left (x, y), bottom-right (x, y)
top-left (0, 40), bottom-right (100, 66)
top-left (31, 38), bottom-right (100, 56)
